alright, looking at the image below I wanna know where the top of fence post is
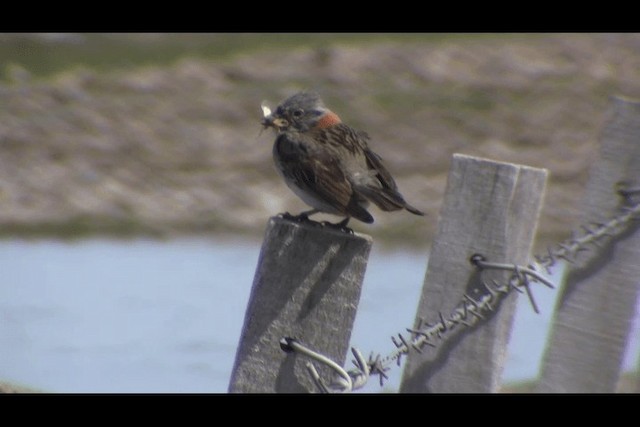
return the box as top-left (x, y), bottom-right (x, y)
top-left (536, 96), bottom-right (640, 393)
top-left (228, 216), bottom-right (372, 393)
top-left (399, 154), bottom-right (548, 393)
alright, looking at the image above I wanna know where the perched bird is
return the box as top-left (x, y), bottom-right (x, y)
top-left (261, 91), bottom-right (424, 230)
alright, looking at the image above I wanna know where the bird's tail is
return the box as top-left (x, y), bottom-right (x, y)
top-left (404, 202), bottom-right (425, 216)
top-left (347, 199), bottom-right (375, 224)
top-left (357, 186), bottom-right (425, 216)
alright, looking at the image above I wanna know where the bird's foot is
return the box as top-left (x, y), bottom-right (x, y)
top-left (279, 211), bottom-right (308, 222)
top-left (320, 218), bottom-right (354, 235)
top-left (278, 211), bottom-right (322, 226)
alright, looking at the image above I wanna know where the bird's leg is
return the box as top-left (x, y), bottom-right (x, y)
top-left (321, 217), bottom-right (354, 234)
top-left (279, 209), bottom-right (319, 223)
top-left (336, 217), bottom-right (350, 228)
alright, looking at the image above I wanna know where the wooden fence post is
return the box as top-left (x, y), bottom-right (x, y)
top-left (228, 216), bottom-right (372, 393)
top-left (399, 154), bottom-right (547, 393)
top-left (536, 96), bottom-right (640, 393)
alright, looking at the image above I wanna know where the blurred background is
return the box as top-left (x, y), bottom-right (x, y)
top-left (0, 33), bottom-right (639, 392)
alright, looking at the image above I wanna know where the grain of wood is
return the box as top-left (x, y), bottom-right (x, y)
top-left (400, 154), bottom-right (547, 393)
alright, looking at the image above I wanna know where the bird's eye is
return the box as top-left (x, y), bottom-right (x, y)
top-left (292, 109), bottom-right (304, 118)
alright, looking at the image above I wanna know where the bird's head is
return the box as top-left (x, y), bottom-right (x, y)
top-left (261, 91), bottom-right (341, 132)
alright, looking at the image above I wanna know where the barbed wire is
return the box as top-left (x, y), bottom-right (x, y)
top-left (281, 183), bottom-right (640, 393)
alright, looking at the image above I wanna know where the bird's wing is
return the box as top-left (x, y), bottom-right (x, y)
top-left (363, 147), bottom-right (399, 192)
top-left (361, 145), bottom-right (425, 215)
top-left (326, 125), bottom-right (424, 216)
top-left (336, 125), bottom-right (400, 193)
top-left (348, 131), bottom-right (408, 211)
top-left (275, 132), bottom-right (353, 213)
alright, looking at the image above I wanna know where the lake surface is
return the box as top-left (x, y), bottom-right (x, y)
top-left (0, 238), bottom-right (637, 392)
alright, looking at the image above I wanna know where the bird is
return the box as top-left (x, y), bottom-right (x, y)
top-left (261, 91), bottom-right (424, 231)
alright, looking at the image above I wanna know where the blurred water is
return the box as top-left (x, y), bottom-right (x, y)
top-left (0, 238), bottom-right (637, 393)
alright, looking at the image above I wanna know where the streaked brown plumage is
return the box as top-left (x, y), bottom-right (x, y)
top-left (262, 91), bottom-right (424, 229)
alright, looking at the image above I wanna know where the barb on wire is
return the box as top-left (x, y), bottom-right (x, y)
top-left (470, 254), bottom-right (555, 314)
top-left (367, 353), bottom-right (389, 387)
top-left (348, 348), bottom-right (370, 390)
top-left (470, 254), bottom-right (555, 289)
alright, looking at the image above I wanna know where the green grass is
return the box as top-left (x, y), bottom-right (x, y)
top-left (0, 33), bottom-right (539, 82)
top-left (0, 214), bottom-right (267, 242)
top-left (0, 216), bottom-right (161, 240)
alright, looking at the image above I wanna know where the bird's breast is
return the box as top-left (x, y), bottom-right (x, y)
top-left (273, 133), bottom-right (308, 161)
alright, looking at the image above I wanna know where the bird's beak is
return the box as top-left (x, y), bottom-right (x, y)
top-left (261, 115), bottom-right (289, 130)
top-left (261, 101), bottom-right (288, 130)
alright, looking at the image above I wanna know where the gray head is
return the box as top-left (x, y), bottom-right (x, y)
top-left (262, 91), bottom-right (340, 132)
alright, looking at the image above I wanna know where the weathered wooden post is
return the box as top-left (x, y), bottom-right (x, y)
top-left (400, 154), bottom-right (547, 393)
top-left (228, 216), bottom-right (372, 393)
top-left (536, 96), bottom-right (640, 393)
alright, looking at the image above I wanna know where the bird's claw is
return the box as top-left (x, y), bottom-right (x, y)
top-left (278, 212), bottom-right (324, 228)
top-left (278, 212), bottom-right (353, 234)
top-left (279, 212), bottom-right (308, 223)
top-left (320, 221), bottom-right (354, 235)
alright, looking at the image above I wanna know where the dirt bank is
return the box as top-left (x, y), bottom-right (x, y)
top-left (1, 34), bottom-right (639, 250)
